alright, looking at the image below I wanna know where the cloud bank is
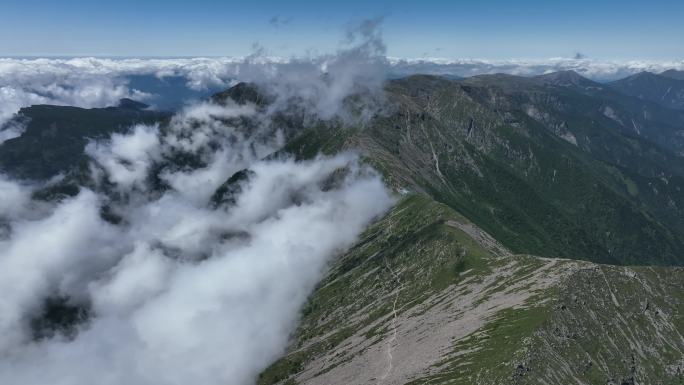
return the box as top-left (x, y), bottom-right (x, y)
top-left (0, 22), bottom-right (394, 385)
top-left (0, 152), bottom-right (390, 385)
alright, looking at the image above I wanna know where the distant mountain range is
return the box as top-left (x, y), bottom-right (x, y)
top-left (609, 70), bottom-right (684, 110)
top-left (661, 69), bottom-right (684, 80)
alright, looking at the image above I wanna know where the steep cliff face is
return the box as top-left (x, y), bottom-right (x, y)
top-left (286, 75), bottom-right (684, 265)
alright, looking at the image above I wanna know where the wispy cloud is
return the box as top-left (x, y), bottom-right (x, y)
top-left (268, 15), bottom-right (293, 28)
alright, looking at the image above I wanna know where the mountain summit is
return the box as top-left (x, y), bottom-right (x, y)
top-left (536, 70), bottom-right (598, 88)
top-left (609, 71), bottom-right (684, 110)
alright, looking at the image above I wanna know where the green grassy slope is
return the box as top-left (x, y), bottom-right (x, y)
top-left (0, 103), bottom-right (170, 180)
top-left (609, 71), bottom-right (684, 111)
top-left (284, 75), bottom-right (684, 265)
top-left (259, 195), bottom-right (684, 385)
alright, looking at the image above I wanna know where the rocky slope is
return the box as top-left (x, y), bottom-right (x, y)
top-left (258, 195), bottom-right (684, 385)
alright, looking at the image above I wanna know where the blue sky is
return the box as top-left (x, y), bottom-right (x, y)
top-left (1, 0), bottom-right (682, 59)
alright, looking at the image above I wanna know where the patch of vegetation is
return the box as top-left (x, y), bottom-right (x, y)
top-left (0, 103), bottom-right (170, 180)
top-left (412, 304), bottom-right (550, 385)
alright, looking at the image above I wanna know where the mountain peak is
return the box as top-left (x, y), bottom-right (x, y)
top-left (536, 70), bottom-right (595, 87)
top-left (117, 98), bottom-right (149, 110)
top-left (211, 82), bottom-right (271, 106)
top-left (609, 70), bottom-right (684, 110)
top-left (610, 71), bottom-right (679, 86)
top-left (626, 71), bottom-right (658, 80)
top-left (661, 69), bottom-right (684, 81)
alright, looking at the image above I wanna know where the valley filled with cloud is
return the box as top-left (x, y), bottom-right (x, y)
top-left (0, 24), bottom-right (394, 385)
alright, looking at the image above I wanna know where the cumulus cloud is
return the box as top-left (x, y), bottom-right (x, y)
top-left (0, 150), bottom-right (390, 385)
top-left (86, 124), bottom-right (163, 191)
top-left (0, 58), bottom-right (157, 125)
top-left (0, 20), bottom-right (394, 385)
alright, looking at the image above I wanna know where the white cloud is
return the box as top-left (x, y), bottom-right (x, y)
top-left (0, 143), bottom-right (392, 385)
top-left (0, 189), bottom-right (124, 352)
top-left (86, 124), bottom-right (162, 191)
top-left (0, 173), bottom-right (32, 218)
top-left (0, 23), bottom-right (394, 384)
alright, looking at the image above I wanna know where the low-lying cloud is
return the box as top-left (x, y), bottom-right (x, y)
top-left (0, 22), bottom-right (394, 385)
top-left (0, 151), bottom-right (390, 385)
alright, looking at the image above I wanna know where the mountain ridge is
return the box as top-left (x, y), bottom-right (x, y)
top-left (609, 71), bottom-right (684, 111)
top-left (3, 73), bottom-right (684, 384)
top-left (0, 102), bottom-right (170, 180)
